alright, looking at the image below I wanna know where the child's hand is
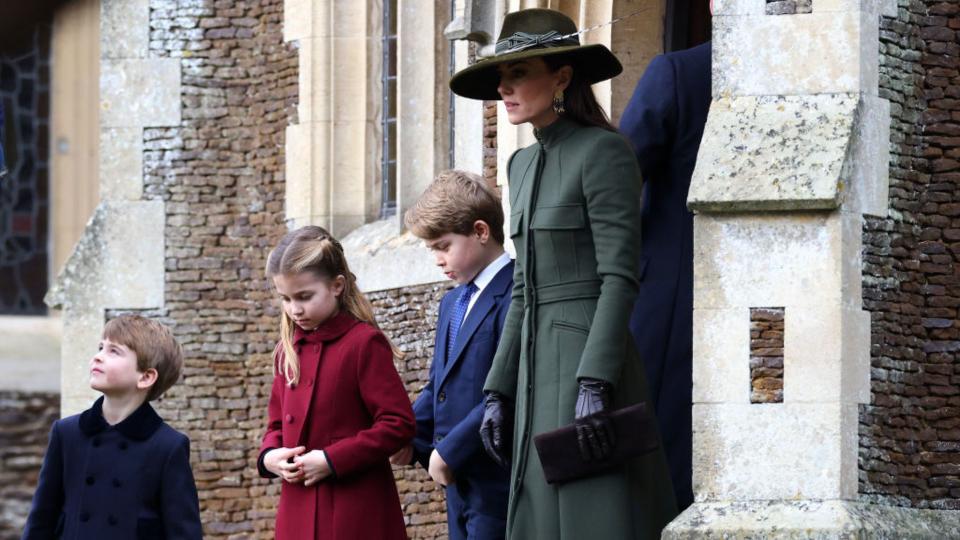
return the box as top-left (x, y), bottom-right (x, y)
top-left (294, 450), bottom-right (333, 486)
top-left (389, 445), bottom-right (414, 466)
top-left (264, 446), bottom-right (306, 482)
top-left (428, 449), bottom-right (455, 487)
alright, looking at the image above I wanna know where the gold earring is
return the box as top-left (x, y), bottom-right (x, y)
top-left (553, 89), bottom-right (565, 115)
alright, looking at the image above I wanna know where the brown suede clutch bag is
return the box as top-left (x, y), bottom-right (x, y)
top-left (533, 402), bottom-right (660, 485)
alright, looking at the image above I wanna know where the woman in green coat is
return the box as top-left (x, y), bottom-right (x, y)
top-left (450, 8), bottom-right (678, 540)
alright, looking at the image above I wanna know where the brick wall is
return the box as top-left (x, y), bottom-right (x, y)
top-left (0, 391), bottom-right (59, 540)
top-left (144, 2), bottom-right (459, 537)
top-left (144, 0), bottom-right (295, 536)
top-left (859, 0), bottom-right (960, 510)
top-left (370, 282), bottom-right (455, 539)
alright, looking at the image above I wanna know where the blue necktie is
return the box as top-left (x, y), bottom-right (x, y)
top-left (446, 282), bottom-right (478, 363)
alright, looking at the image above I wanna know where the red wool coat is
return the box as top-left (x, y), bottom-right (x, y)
top-left (259, 312), bottom-right (415, 540)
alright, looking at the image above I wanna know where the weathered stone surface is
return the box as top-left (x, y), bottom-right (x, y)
top-left (341, 219), bottom-right (445, 293)
top-left (664, 500), bottom-right (960, 539)
top-left (713, 10), bottom-right (877, 97)
top-left (693, 402), bottom-right (860, 500)
top-left (689, 95), bottom-right (857, 212)
top-left (100, 0), bottom-right (149, 59)
top-left (100, 59), bottom-right (181, 128)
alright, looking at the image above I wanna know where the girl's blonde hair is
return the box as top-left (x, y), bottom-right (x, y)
top-left (266, 225), bottom-right (402, 385)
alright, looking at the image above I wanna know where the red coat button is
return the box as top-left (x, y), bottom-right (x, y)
top-left (285, 414), bottom-right (294, 424)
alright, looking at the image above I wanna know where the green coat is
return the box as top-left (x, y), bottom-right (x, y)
top-left (485, 117), bottom-right (678, 539)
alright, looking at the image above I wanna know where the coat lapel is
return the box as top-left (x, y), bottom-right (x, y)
top-left (438, 261), bottom-right (514, 388)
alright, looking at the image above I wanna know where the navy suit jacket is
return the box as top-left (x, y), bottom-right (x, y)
top-left (412, 261), bottom-right (513, 517)
top-left (22, 397), bottom-right (202, 540)
top-left (619, 41), bottom-right (712, 512)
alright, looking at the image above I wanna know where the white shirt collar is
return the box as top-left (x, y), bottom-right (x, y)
top-left (471, 251), bottom-right (511, 294)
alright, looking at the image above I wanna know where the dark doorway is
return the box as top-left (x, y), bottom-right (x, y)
top-left (665, 0), bottom-right (712, 52)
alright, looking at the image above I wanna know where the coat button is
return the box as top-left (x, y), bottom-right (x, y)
top-left (290, 383), bottom-right (297, 390)
top-left (119, 441), bottom-right (128, 450)
top-left (85, 476), bottom-right (95, 486)
top-left (108, 514), bottom-right (118, 526)
top-left (438, 392), bottom-right (446, 402)
top-left (92, 438), bottom-right (101, 447)
top-left (112, 478), bottom-right (122, 488)
top-left (285, 414), bottom-right (294, 424)
top-left (434, 435), bottom-right (443, 443)
top-left (79, 512), bottom-right (90, 522)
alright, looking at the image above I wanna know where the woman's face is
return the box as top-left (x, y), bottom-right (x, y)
top-left (497, 58), bottom-right (570, 128)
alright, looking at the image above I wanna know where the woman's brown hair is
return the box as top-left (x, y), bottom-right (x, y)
top-left (543, 54), bottom-right (618, 133)
top-left (266, 225), bottom-right (402, 385)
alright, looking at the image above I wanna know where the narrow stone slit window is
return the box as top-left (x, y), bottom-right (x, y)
top-left (766, 0), bottom-right (812, 15)
top-left (750, 307), bottom-right (785, 403)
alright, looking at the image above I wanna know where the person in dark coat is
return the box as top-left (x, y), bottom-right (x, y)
top-left (392, 170), bottom-right (512, 539)
top-left (22, 315), bottom-right (202, 540)
top-left (452, 9), bottom-right (677, 539)
top-left (259, 226), bottom-right (415, 540)
top-left (619, 40), bottom-right (712, 512)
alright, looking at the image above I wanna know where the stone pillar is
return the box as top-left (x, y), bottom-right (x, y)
top-left (283, 0), bottom-right (373, 236)
top-left (45, 0), bottom-right (176, 416)
top-left (663, 0), bottom-right (960, 536)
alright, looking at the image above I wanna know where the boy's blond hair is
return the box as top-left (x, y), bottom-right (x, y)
top-left (404, 170), bottom-right (505, 245)
top-left (103, 315), bottom-right (183, 401)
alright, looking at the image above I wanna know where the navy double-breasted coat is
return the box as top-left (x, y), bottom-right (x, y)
top-left (22, 397), bottom-right (202, 540)
top-left (619, 41), bottom-right (712, 512)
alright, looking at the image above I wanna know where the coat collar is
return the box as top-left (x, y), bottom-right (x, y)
top-left (293, 311), bottom-right (359, 345)
top-left (79, 396), bottom-right (163, 441)
top-left (533, 116), bottom-right (578, 149)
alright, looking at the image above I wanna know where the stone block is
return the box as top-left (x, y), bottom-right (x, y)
top-left (100, 59), bottom-right (181, 128)
top-left (341, 220), bottom-right (448, 293)
top-left (664, 500), bottom-right (960, 539)
top-left (843, 95), bottom-right (891, 217)
top-left (284, 123), bottom-right (328, 225)
top-left (689, 95), bottom-right (857, 212)
top-left (784, 305), bottom-right (871, 404)
top-left (692, 213), bottom-right (843, 310)
top-left (692, 402), bottom-right (859, 501)
top-left (101, 0), bottom-right (149, 59)
top-left (282, 0), bottom-right (327, 42)
top-left (712, 11), bottom-right (878, 97)
top-left (693, 307), bottom-right (752, 404)
top-left (60, 308), bottom-right (102, 416)
top-left (711, 0), bottom-right (766, 16)
top-left (101, 200), bottom-right (165, 309)
top-left (297, 37), bottom-right (332, 124)
top-left (100, 127), bottom-right (143, 200)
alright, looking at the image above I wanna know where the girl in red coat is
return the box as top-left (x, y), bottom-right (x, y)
top-left (258, 225), bottom-right (415, 539)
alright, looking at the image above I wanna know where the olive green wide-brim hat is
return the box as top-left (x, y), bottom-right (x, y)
top-left (449, 8), bottom-right (623, 101)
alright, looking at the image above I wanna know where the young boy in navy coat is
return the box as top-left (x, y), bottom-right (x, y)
top-left (392, 170), bottom-right (512, 539)
top-left (22, 315), bottom-right (202, 540)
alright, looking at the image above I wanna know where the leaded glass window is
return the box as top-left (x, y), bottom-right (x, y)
top-left (0, 25), bottom-right (51, 315)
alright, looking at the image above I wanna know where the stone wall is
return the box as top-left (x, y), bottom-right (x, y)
top-left (143, 0), bottom-right (295, 536)
top-left (860, 0), bottom-right (960, 510)
top-left (0, 391), bottom-right (59, 540)
top-left (370, 282), bottom-right (455, 539)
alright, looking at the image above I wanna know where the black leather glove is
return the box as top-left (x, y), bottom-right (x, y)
top-left (479, 391), bottom-right (513, 470)
top-left (575, 378), bottom-right (616, 461)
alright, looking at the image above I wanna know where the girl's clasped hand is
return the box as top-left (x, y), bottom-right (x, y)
top-left (264, 446), bottom-right (333, 486)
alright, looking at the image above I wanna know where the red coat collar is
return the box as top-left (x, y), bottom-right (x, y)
top-left (293, 311), bottom-right (359, 345)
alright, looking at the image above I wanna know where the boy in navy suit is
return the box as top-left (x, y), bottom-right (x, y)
top-left (23, 315), bottom-right (202, 540)
top-left (392, 170), bottom-right (512, 540)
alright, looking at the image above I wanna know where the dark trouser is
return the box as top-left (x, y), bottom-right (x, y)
top-left (446, 480), bottom-right (507, 540)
